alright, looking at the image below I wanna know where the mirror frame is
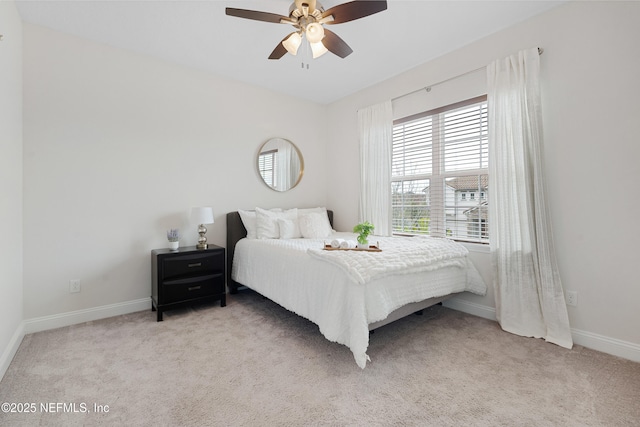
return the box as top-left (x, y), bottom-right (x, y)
top-left (256, 138), bottom-right (304, 192)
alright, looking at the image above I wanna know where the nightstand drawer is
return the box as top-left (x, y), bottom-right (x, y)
top-left (162, 273), bottom-right (224, 304)
top-left (162, 251), bottom-right (224, 280)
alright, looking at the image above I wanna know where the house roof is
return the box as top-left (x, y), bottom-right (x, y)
top-left (446, 175), bottom-right (488, 191)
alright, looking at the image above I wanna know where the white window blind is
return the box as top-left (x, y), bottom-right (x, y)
top-left (258, 150), bottom-right (276, 188)
top-left (392, 95), bottom-right (489, 243)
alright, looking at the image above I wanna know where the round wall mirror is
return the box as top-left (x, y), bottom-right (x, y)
top-left (256, 138), bottom-right (304, 192)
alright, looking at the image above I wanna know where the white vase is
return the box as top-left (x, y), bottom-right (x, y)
top-left (168, 241), bottom-right (179, 251)
top-left (356, 242), bottom-right (369, 249)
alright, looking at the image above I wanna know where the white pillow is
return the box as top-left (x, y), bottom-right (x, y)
top-left (238, 208), bottom-right (281, 239)
top-left (298, 207), bottom-right (328, 216)
top-left (256, 207), bottom-right (298, 239)
top-left (278, 218), bottom-right (302, 239)
top-left (255, 208), bottom-right (280, 239)
top-left (299, 212), bottom-right (333, 238)
top-left (298, 207), bottom-right (332, 231)
top-left (238, 209), bottom-right (258, 239)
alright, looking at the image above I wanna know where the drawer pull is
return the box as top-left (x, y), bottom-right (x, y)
top-left (188, 263), bottom-right (202, 268)
top-left (188, 286), bottom-right (202, 291)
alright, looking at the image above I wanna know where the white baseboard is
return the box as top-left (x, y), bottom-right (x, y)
top-left (570, 328), bottom-right (640, 363)
top-left (23, 298), bottom-right (151, 334)
top-left (0, 322), bottom-right (25, 382)
top-left (443, 297), bottom-right (497, 321)
top-left (443, 297), bottom-right (640, 363)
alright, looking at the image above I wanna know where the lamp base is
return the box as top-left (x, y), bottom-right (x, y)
top-left (197, 224), bottom-right (208, 249)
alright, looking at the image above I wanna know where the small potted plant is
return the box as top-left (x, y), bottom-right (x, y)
top-left (353, 221), bottom-right (374, 249)
top-left (167, 228), bottom-right (180, 251)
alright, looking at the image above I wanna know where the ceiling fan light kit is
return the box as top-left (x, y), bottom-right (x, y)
top-left (310, 40), bottom-right (329, 59)
top-left (282, 32), bottom-right (303, 55)
top-left (225, 0), bottom-right (387, 61)
top-left (305, 22), bottom-right (325, 44)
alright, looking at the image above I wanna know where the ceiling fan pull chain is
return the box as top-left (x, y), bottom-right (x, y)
top-left (301, 38), bottom-right (310, 70)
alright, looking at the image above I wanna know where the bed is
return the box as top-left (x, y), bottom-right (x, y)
top-left (226, 208), bottom-right (486, 368)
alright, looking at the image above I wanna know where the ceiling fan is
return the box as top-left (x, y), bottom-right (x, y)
top-left (225, 0), bottom-right (388, 60)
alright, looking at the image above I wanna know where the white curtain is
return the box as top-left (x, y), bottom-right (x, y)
top-left (358, 100), bottom-right (393, 236)
top-left (272, 138), bottom-right (299, 191)
top-left (487, 48), bottom-right (573, 349)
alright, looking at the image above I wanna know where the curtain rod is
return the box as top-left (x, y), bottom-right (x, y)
top-left (391, 47), bottom-right (544, 102)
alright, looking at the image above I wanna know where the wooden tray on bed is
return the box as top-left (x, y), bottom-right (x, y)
top-left (323, 243), bottom-right (382, 252)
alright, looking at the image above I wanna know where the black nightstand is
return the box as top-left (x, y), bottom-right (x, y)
top-left (151, 245), bottom-right (226, 321)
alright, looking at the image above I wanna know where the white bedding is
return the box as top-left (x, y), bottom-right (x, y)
top-left (232, 232), bottom-right (487, 368)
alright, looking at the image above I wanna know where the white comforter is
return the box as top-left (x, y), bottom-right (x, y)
top-left (232, 232), bottom-right (486, 368)
top-left (308, 236), bottom-right (471, 285)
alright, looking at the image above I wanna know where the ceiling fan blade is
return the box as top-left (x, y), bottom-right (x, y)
top-left (322, 28), bottom-right (353, 58)
top-left (268, 33), bottom-right (295, 60)
top-left (225, 8), bottom-right (288, 24)
top-left (321, 0), bottom-right (387, 24)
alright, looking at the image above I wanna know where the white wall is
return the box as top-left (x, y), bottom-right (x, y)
top-left (0, 0), bottom-right (24, 378)
top-left (327, 1), bottom-right (640, 353)
top-left (22, 24), bottom-right (328, 320)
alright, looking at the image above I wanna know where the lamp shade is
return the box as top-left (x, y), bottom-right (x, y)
top-left (310, 41), bottom-right (328, 58)
top-left (305, 23), bottom-right (324, 43)
top-left (282, 32), bottom-right (302, 55)
top-left (191, 206), bottom-right (214, 224)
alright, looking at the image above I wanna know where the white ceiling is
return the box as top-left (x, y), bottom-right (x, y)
top-left (15, 0), bottom-right (565, 104)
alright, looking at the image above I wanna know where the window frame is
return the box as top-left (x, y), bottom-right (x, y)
top-left (392, 95), bottom-right (489, 244)
top-left (258, 149), bottom-right (277, 188)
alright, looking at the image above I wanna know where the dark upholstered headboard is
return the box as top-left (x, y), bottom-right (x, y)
top-left (226, 210), bottom-right (333, 292)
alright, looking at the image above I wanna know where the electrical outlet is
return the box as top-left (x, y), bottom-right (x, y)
top-left (566, 290), bottom-right (578, 307)
top-left (69, 279), bottom-right (81, 293)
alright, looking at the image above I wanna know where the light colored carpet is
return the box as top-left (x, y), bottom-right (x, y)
top-left (1, 290), bottom-right (639, 426)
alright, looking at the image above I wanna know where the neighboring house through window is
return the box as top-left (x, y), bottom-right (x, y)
top-left (392, 95), bottom-right (489, 243)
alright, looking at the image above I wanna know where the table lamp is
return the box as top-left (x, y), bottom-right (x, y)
top-left (191, 206), bottom-right (214, 249)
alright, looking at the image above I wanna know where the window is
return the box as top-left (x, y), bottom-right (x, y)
top-left (258, 149), bottom-right (276, 188)
top-left (392, 96), bottom-right (489, 243)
